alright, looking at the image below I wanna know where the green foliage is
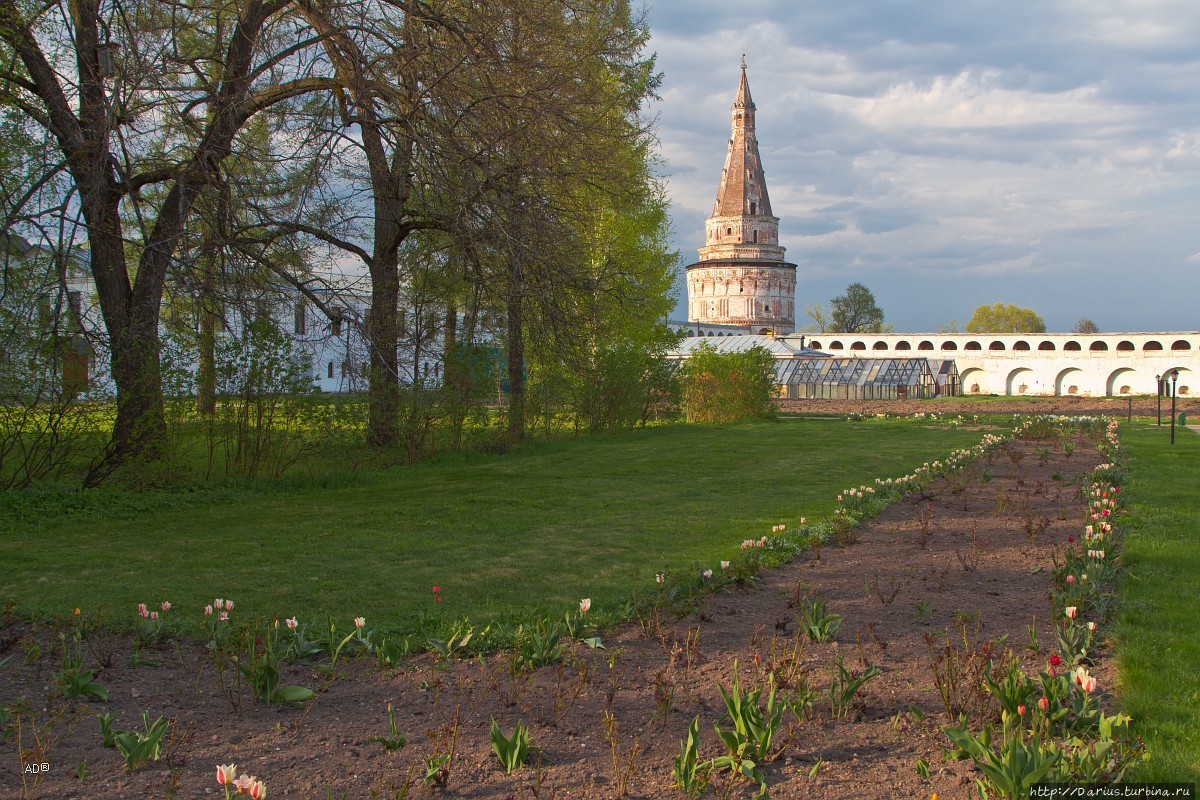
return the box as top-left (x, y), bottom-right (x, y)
top-left (207, 311), bottom-right (324, 480)
top-left (828, 655), bottom-right (880, 718)
top-left (573, 339), bottom-right (681, 432)
top-left (56, 631), bottom-right (108, 701)
top-left (830, 282), bottom-right (885, 333)
top-left (799, 598), bottom-right (842, 642)
top-left (965, 303), bottom-right (1046, 333)
top-left (673, 715), bottom-right (711, 798)
top-left (235, 624), bottom-right (316, 705)
top-left (715, 668), bottom-right (785, 763)
top-left (680, 342), bottom-right (776, 424)
top-left (490, 719), bottom-right (533, 773)
top-left (112, 712), bottom-right (171, 772)
top-left (943, 723), bottom-right (1060, 799)
top-left (515, 623), bottom-right (566, 672)
top-left (368, 703), bottom-right (407, 751)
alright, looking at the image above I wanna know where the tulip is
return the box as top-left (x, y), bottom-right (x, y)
top-left (1017, 704), bottom-right (1027, 716)
top-left (432, 585), bottom-right (440, 594)
top-left (138, 603), bottom-right (149, 619)
top-left (720, 561), bottom-right (730, 570)
top-left (215, 598), bottom-right (224, 610)
top-left (579, 598), bottom-right (591, 614)
top-left (205, 605), bottom-right (214, 616)
top-left (233, 774), bottom-right (255, 793)
top-left (1065, 606), bottom-right (1077, 619)
top-left (354, 617), bottom-right (366, 629)
top-left (656, 573), bottom-right (665, 584)
top-left (1066, 575), bottom-right (1075, 585)
top-left (1049, 654), bottom-right (1062, 668)
top-left (226, 600), bottom-right (234, 610)
top-left (1087, 621), bottom-right (1096, 632)
top-left (702, 569), bottom-right (713, 579)
top-left (219, 611), bottom-right (229, 621)
top-left (216, 763), bottom-right (237, 785)
top-left (286, 617), bottom-right (298, 630)
top-left (1038, 697), bottom-right (1049, 712)
top-left (161, 601), bottom-right (171, 612)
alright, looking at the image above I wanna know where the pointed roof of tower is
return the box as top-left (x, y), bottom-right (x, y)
top-left (734, 55), bottom-right (753, 110)
top-left (712, 62), bottom-right (773, 218)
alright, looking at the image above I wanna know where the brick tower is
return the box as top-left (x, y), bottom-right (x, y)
top-left (686, 61), bottom-right (796, 333)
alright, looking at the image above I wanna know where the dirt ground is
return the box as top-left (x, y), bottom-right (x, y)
top-left (1, 413), bottom-right (1123, 800)
top-left (777, 394), bottom-right (1198, 418)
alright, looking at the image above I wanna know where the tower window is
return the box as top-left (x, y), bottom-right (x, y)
top-left (753, 230), bottom-right (758, 243)
top-left (726, 227), bottom-right (732, 235)
top-left (750, 201), bottom-right (756, 215)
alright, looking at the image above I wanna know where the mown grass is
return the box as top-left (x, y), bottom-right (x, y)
top-left (1116, 423), bottom-right (1200, 781)
top-left (0, 418), bottom-right (981, 636)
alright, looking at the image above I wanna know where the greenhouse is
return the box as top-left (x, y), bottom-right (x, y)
top-left (776, 357), bottom-right (955, 400)
top-left (669, 335), bottom-right (960, 400)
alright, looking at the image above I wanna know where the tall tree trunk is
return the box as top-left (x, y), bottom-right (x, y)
top-left (365, 251), bottom-right (401, 447)
top-left (196, 260), bottom-right (218, 415)
top-left (506, 258), bottom-right (525, 443)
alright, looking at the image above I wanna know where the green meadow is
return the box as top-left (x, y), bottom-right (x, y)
top-left (0, 418), bottom-right (980, 634)
top-left (1116, 422), bottom-right (1200, 781)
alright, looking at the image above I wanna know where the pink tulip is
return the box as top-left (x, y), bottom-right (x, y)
top-left (205, 604), bottom-right (214, 616)
top-left (138, 603), bottom-right (149, 618)
top-left (233, 774), bottom-right (255, 793)
top-left (286, 617), bottom-right (298, 630)
top-left (215, 598), bottom-right (224, 610)
top-left (219, 611), bottom-right (229, 621)
top-left (354, 617), bottom-right (365, 629)
top-left (149, 611), bottom-right (158, 620)
top-left (1065, 606), bottom-right (1078, 619)
top-left (161, 601), bottom-right (171, 612)
top-left (1066, 575), bottom-right (1075, 585)
top-left (225, 600), bottom-right (234, 611)
top-left (216, 763), bottom-right (237, 784)
top-left (579, 598), bottom-right (591, 614)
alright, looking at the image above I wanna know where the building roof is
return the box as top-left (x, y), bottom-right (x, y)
top-left (712, 64), bottom-right (773, 219)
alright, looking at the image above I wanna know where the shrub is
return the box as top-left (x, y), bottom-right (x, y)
top-left (680, 342), bottom-right (776, 424)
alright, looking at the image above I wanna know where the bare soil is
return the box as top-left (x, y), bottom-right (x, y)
top-left (1, 421), bottom-right (1118, 800)
top-left (777, 394), bottom-right (1198, 418)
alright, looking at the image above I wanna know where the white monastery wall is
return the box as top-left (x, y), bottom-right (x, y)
top-left (784, 332), bottom-right (1199, 397)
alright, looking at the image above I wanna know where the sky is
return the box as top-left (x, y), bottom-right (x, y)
top-left (646, 0), bottom-right (1200, 333)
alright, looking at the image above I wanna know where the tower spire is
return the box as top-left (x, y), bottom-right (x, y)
top-left (686, 63), bottom-right (795, 333)
top-left (711, 64), bottom-right (772, 222)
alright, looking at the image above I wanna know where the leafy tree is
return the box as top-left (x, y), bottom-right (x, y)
top-left (965, 303), bottom-right (1046, 333)
top-left (1073, 318), bottom-right (1100, 334)
top-left (830, 283), bottom-right (885, 333)
top-left (0, 0), bottom-right (332, 483)
top-left (803, 304), bottom-right (829, 333)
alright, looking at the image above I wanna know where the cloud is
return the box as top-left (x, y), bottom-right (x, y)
top-left (647, 1), bottom-right (1200, 330)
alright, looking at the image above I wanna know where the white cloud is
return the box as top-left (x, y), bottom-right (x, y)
top-left (648, 1), bottom-right (1200, 330)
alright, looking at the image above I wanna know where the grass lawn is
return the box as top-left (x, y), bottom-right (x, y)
top-left (1, 419), bottom-right (981, 636)
top-left (1116, 423), bottom-right (1200, 781)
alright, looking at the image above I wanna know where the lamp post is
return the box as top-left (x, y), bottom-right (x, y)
top-left (1156, 374), bottom-right (1162, 426)
top-left (1170, 370), bottom-right (1179, 445)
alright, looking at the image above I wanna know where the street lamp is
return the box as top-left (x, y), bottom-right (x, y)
top-left (1170, 370), bottom-right (1179, 445)
top-left (1156, 373), bottom-right (1162, 426)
